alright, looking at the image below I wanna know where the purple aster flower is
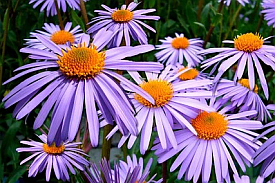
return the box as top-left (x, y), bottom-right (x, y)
top-left (87, 2), bottom-right (160, 48)
top-left (25, 22), bottom-right (84, 50)
top-left (253, 121), bottom-right (275, 179)
top-left (85, 155), bottom-right (162, 183)
top-left (200, 33), bottom-right (275, 99)
top-left (29, 0), bottom-right (88, 16)
top-left (118, 155), bottom-right (162, 183)
top-left (105, 65), bottom-right (214, 154)
top-left (217, 79), bottom-right (271, 121)
top-left (261, 0), bottom-right (275, 28)
top-left (153, 98), bottom-right (263, 183)
top-left (155, 33), bottom-right (204, 67)
top-left (2, 33), bottom-right (163, 147)
top-left (16, 134), bottom-right (89, 182)
top-left (220, 0), bottom-right (249, 6)
top-left (233, 175), bottom-right (264, 183)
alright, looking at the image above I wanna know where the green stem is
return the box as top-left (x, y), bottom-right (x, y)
top-left (256, 14), bottom-right (264, 33)
top-left (203, 0), bottom-right (224, 48)
top-left (101, 124), bottom-right (113, 161)
top-left (79, 0), bottom-right (90, 29)
top-left (54, 0), bottom-right (64, 30)
top-left (197, 0), bottom-right (204, 21)
top-left (1, 0), bottom-right (11, 94)
top-left (223, 4), bottom-right (242, 42)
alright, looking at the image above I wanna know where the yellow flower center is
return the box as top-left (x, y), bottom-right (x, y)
top-left (135, 79), bottom-right (173, 108)
top-left (57, 44), bottom-right (105, 79)
top-left (111, 9), bottom-right (133, 22)
top-left (238, 79), bottom-right (258, 93)
top-left (43, 143), bottom-right (65, 154)
top-left (234, 33), bottom-right (263, 52)
top-left (178, 67), bottom-right (199, 81)
top-left (171, 37), bottom-right (189, 49)
top-left (191, 111), bottom-right (228, 140)
top-left (50, 30), bottom-right (75, 45)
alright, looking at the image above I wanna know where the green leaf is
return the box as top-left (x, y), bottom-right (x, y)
top-left (3, 8), bottom-right (9, 31)
top-left (201, 2), bottom-right (212, 24)
top-left (148, 0), bottom-right (156, 8)
top-left (193, 22), bottom-right (207, 35)
top-left (71, 11), bottom-right (86, 32)
top-left (212, 13), bottom-right (222, 26)
top-left (6, 165), bottom-right (27, 183)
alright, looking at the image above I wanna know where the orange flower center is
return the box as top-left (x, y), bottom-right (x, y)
top-left (111, 9), bottom-right (133, 22)
top-left (50, 30), bottom-right (75, 45)
top-left (43, 143), bottom-right (65, 154)
top-left (57, 44), bottom-right (105, 79)
top-left (178, 67), bottom-right (199, 80)
top-left (135, 79), bottom-right (173, 108)
top-left (234, 33), bottom-right (263, 52)
top-left (191, 111), bottom-right (228, 140)
top-left (171, 37), bottom-right (189, 49)
top-left (238, 78), bottom-right (258, 93)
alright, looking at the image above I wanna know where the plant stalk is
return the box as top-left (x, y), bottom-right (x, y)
top-left (101, 124), bottom-right (113, 161)
top-left (197, 0), bottom-right (204, 21)
top-left (256, 14), bottom-right (264, 33)
top-left (203, 0), bottom-right (224, 48)
top-left (54, 0), bottom-right (64, 29)
top-left (79, 0), bottom-right (90, 29)
top-left (162, 161), bottom-right (168, 183)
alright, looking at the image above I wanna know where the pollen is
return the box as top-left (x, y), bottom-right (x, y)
top-left (171, 37), bottom-right (189, 49)
top-left (178, 67), bottom-right (199, 80)
top-left (135, 79), bottom-right (173, 108)
top-left (111, 9), bottom-right (133, 22)
top-left (57, 44), bottom-right (105, 79)
top-left (238, 78), bottom-right (258, 93)
top-left (191, 111), bottom-right (228, 140)
top-left (43, 143), bottom-right (65, 154)
top-left (50, 30), bottom-right (75, 45)
top-left (234, 33), bottom-right (264, 52)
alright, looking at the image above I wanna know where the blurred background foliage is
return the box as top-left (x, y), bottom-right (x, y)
top-left (0, 0), bottom-right (274, 182)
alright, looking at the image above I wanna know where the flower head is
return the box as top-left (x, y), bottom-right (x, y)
top-left (25, 22), bottom-right (84, 50)
top-left (29, 0), bottom-right (88, 16)
top-left (217, 79), bottom-right (271, 121)
top-left (105, 65), bottom-right (214, 154)
top-left (87, 2), bottom-right (160, 48)
top-left (155, 33), bottom-right (204, 67)
top-left (200, 33), bottom-right (275, 99)
top-left (16, 134), bottom-right (89, 181)
top-left (2, 32), bottom-right (163, 147)
top-left (153, 98), bottom-right (263, 183)
top-left (261, 0), bottom-right (275, 28)
top-left (85, 155), bottom-right (162, 183)
top-left (253, 121), bottom-right (275, 179)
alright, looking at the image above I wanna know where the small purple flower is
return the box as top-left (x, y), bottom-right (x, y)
top-left (155, 33), bottom-right (204, 67)
top-left (25, 22), bottom-right (84, 50)
top-left (217, 79), bottom-right (271, 121)
top-left (153, 98), bottom-right (263, 183)
top-left (85, 155), bottom-right (162, 183)
top-left (87, 2), bottom-right (160, 48)
top-left (16, 134), bottom-right (89, 181)
top-left (29, 0), bottom-right (88, 16)
top-left (261, 0), bottom-right (275, 28)
top-left (105, 65), bottom-right (214, 154)
top-left (253, 121), bottom-right (275, 179)
top-left (220, 0), bottom-right (249, 6)
top-left (233, 175), bottom-right (264, 183)
top-left (2, 32), bottom-right (163, 147)
top-left (200, 33), bottom-right (275, 99)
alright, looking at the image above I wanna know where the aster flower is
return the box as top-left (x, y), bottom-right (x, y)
top-left (253, 121), bottom-right (275, 179)
top-left (118, 155), bottom-right (162, 183)
top-left (155, 33), bottom-right (204, 67)
top-left (29, 0), bottom-right (88, 16)
top-left (25, 22), bottom-right (84, 50)
top-left (233, 175), bottom-right (264, 183)
top-left (220, 0), bottom-right (249, 6)
top-left (87, 2), bottom-right (160, 48)
top-left (16, 134), bottom-right (89, 181)
top-left (2, 33), bottom-right (163, 147)
top-left (217, 79), bottom-right (271, 121)
top-left (106, 65), bottom-right (214, 154)
top-left (261, 0), bottom-right (275, 28)
top-left (85, 155), bottom-right (162, 183)
top-left (153, 98), bottom-right (263, 183)
top-left (200, 33), bottom-right (275, 99)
